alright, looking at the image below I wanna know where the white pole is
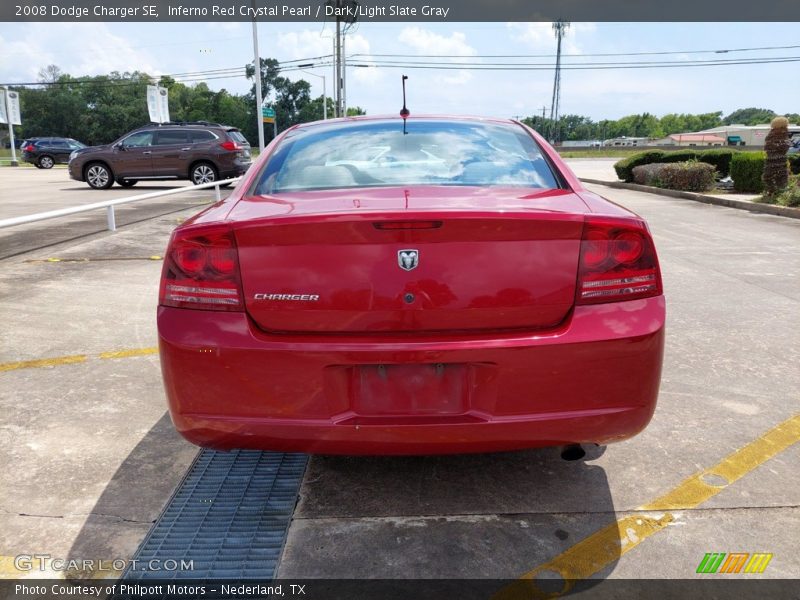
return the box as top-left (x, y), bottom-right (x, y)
top-left (252, 18), bottom-right (265, 152)
top-left (3, 88), bottom-right (18, 166)
top-left (298, 69), bottom-right (327, 120)
top-left (106, 206), bottom-right (116, 231)
top-left (342, 36), bottom-right (347, 117)
top-left (322, 75), bottom-right (327, 120)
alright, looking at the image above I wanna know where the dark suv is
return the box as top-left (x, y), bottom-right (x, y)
top-left (22, 137), bottom-right (86, 169)
top-left (68, 122), bottom-right (252, 189)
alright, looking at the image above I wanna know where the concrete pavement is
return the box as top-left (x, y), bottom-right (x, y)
top-left (0, 167), bottom-right (218, 259)
top-left (1, 180), bottom-right (798, 587)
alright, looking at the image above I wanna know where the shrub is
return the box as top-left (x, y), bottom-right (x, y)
top-left (774, 175), bottom-right (800, 207)
top-left (615, 148), bottom-right (735, 182)
top-left (789, 154), bottom-right (800, 175)
top-left (614, 151), bottom-right (665, 182)
top-left (730, 152), bottom-right (765, 193)
top-left (632, 161), bottom-right (716, 192)
top-left (659, 150), bottom-right (700, 164)
top-left (763, 116), bottom-right (791, 195)
top-left (631, 163), bottom-right (666, 186)
top-left (697, 149), bottom-right (735, 177)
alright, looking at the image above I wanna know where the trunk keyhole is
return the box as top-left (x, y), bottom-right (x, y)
top-left (404, 293), bottom-right (415, 304)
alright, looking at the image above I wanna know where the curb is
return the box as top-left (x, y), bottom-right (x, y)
top-left (580, 178), bottom-right (800, 220)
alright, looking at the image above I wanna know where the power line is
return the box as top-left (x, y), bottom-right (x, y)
top-left (340, 54), bottom-right (800, 67)
top-left (345, 56), bottom-right (800, 70)
top-left (0, 61), bottom-right (325, 88)
top-left (349, 43), bottom-right (800, 60)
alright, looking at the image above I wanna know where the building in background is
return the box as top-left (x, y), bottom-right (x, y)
top-left (662, 133), bottom-right (726, 147)
top-left (693, 124), bottom-right (800, 146)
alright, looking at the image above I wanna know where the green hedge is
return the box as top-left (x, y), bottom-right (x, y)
top-left (614, 148), bottom-right (736, 182)
top-left (730, 152), bottom-right (765, 193)
top-left (614, 151), bottom-right (665, 182)
top-left (632, 161), bottom-right (716, 192)
top-left (789, 154), bottom-right (800, 175)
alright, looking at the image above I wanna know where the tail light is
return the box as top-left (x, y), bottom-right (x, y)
top-left (159, 225), bottom-right (243, 311)
top-left (576, 216), bottom-right (662, 305)
top-left (220, 140), bottom-right (241, 152)
top-left (24, 144), bottom-right (35, 152)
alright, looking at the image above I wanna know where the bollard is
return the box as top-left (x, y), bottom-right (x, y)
top-left (106, 206), bottom-right (116, 231)
top-left (215, 184), bottom-right (221, 202)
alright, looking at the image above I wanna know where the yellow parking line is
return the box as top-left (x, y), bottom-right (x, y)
top-left (98, 347), bottom-right (159, 360)
top-left (496, 414), bottom-right (800, 599)
top-left (0, 354), bottom-right (88, 372)
top-left (1, 347), bottom-right (158, 372)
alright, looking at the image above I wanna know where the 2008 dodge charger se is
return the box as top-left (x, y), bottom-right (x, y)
top-left (157, 115), bottom-right (665, 455)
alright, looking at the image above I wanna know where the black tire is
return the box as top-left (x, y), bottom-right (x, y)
top-left (38, 155), bottom-right (55, 169)
top-left (85, 162), bottom-right (114, 190)
top-left (34, 163), bottom-right (44, 169)
top-left (190, 162), bottom-right (218, 185)
top-left (117, 179), bottom-right (138, 188)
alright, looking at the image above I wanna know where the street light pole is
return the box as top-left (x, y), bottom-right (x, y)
top-left (2, 88), bottom-right (18, 166)
top-left (251, 16), bottom-right (265, 152)
top-left (297, 66), bottom-right (327, 120)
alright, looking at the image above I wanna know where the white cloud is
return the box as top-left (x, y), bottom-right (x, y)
top-left (396, 27), bottom-right (476, 85)
top-left (275, 29), bottom-right (334, 61)
top-left (506, 22), bottom-right (593, 55)
top-left (274, 28), bottom-right (384, 98)
top-left (398, 27), bottom-right (476, 57)
top-left (0, 24), bottom-right (159, 81)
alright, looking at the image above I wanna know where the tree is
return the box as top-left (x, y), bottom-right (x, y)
top-left (763, 116), bottom-right (791, 196)
top-left (723, 108), bottom-right (776, 126)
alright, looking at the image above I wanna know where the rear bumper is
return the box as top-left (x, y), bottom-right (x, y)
top-left (220, 158), bottom-right (251, 179)
top-left (158, 296), bottom-right (665, 455)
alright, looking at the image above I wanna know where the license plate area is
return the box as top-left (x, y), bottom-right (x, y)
top-left (352, 363), bottom-right (468, 416)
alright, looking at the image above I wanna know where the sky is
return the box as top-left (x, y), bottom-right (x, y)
top-left (1, 21), bottom-right (799, 121)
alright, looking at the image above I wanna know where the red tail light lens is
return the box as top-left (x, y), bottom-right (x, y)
top-left (159, 226), bottom-right (243, 311)
top-left (220, 140), bottom-right (241, 152)
top-left (576, 217), bottom-right (662, 305)
top-left (25, 144), bottom-right (35, 152)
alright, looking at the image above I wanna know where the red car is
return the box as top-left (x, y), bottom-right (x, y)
top-left (158, 116), bottom-right (665, 455)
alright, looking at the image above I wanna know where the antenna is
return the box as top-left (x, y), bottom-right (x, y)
top-left (400, 75), bottom-right (410, 119)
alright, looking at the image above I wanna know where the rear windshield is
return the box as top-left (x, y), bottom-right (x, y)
top-left (227, 130), bottom-right (249, 144)
top-left (254, 120), bottom-right (560, 194)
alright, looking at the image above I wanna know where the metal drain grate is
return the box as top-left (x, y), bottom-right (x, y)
top-left (125, 449), bottom-right (308, 580)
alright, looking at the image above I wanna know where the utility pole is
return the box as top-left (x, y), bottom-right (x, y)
top-left (548, 20), bottom-right (569, 144)
top-left (329, 0), bottom-right (356, 118)
top-left (298, 65), bottom-right (327, 120)
top-left (251, 6), bottom-right (265, 152)
top-left (342, 34), bottom-right (347, 116)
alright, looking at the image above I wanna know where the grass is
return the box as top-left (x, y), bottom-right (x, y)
top-left (557, 148), bottom-right (648, 159)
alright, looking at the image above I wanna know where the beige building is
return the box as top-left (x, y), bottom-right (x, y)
top-left (665, 134), bottom-right (726, 147)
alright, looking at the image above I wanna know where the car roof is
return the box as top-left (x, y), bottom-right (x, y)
top-left (290, 114), bottom-right (518, 134)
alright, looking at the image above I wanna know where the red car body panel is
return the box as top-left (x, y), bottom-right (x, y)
top-left (157, 115), bottom-right (666, 455)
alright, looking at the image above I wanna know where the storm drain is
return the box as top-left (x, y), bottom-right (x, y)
top-left (124, 449), bottom-right (308, 580)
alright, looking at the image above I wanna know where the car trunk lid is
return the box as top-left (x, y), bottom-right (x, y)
top-left (233, 186), bottom-right (588, 334)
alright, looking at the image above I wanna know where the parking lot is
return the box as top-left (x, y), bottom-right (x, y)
top-left (1, 165), bottom-right (799, 591)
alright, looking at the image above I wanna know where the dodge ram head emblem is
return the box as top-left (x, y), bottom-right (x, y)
top-left (398, 249), bottom-right (419, 271)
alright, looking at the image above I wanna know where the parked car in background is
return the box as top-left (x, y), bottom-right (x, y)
top-left (788, 139), bottom-right (800, 155)
top-left (21, 137), bottom-right (86, 168)
top-left (68, 122), bottom-right (252, 189)
top-left (158, 115), bottom-right (666, 455)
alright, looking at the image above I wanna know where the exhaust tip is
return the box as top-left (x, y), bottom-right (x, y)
top-left (560, 444), bottom-right (586, 461)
